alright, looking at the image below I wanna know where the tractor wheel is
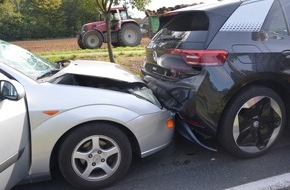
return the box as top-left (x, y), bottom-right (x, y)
top-left (77, 35), bottom-right (86, 49)
top-left (111, 42), bottom-right (120, 47)
top-left (82, 30), bottom-right (103, 49)
top-left (118, 23), bottom-right (142, 47)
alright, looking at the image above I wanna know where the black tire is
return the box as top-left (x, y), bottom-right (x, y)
top-left (218, 86), bottom-right (285, 158)
top-left (118, 23), bottom-right (142, 47)
top-left (111, 42), bottom-right (120, 47)
top-left (58, 122), bottom-right (132, 189)
top-left (77, 35), bottom-right (86, 49)
top-left (82, 30), bottom-right (103, 49)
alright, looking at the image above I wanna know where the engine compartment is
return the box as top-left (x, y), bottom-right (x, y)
top-left (54, 73), bottom-right (145, 93)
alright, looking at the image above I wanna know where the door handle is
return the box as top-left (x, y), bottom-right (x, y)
top-left (282, 50), bottom-right (290, 59)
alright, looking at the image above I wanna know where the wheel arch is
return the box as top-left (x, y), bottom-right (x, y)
top-left (92, 28), bottom-right (106, 41)
top-left (49, 120), bottom-right (141, 171)
top-left (94, 29), bottom-right (105, 41)
top-left (217, 74), bottom-right (290, 132)
top-left (120, 21), bottom-right (140, 28)
top-left (84, 29), bottom-right (105, 41)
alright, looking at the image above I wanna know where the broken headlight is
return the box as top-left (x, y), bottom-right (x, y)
top-left (130, 87), bottom-right (162, 108)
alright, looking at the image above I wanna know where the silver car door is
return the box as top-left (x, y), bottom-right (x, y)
top-left (0, 73), bottom-right (30, 190)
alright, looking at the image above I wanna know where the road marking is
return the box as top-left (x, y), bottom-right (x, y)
top-left (226, 173), bottom-right (290, 190)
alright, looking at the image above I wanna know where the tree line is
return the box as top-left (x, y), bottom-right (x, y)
top-left (0, 0), bottom-right (145, 41)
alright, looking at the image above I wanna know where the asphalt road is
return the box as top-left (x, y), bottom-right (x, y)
top-left (13, 130), bottom-right (290, 190)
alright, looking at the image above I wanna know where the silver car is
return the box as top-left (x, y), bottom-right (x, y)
top-left (0, 40), bottom-right (174, 190)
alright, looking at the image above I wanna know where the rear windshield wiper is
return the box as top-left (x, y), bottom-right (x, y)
top-left (160, 35), bottom-right (182, 40)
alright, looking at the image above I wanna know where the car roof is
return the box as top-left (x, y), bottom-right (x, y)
top-left (162, 0), bottom-right (274, 15)
top-left (160, 0), bottom-right (242, 18)
top-left (166, 0), bottom-right (241, 12)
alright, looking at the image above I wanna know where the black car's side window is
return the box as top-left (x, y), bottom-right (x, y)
top-left (262, 0), bottom-right (288, 37)
top-left (281, 0), bottom-right (290, 32)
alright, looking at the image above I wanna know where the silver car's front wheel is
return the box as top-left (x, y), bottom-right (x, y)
top-left (72, 135), bottom-right (121, 181)
top-left (58, 122), bottom-right (132, 189)
top-left (218, 86), bottom-right (285, 158)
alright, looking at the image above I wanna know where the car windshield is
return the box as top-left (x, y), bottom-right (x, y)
top-left (0, 40), bottom-right (57, 80)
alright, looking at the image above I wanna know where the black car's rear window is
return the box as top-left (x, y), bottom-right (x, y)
top-left (150, 1), bottom-right (241, 49)
top-left (152, 12), bottom-right (209, 49)
top-left (162, 11), bottom-right (209, 31)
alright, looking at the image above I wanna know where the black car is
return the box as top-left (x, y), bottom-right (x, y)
top-left (142, 0), bottom-right (290, 158)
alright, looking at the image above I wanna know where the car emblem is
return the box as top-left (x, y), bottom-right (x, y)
top-left (153, 51), bottom-right (158, 62)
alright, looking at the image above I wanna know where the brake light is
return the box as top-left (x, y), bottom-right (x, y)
top-left (167, 49), bottom-right (228, 66)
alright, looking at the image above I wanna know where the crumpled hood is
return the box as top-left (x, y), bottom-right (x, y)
top-left (55, 60), bottom-right (144, 83)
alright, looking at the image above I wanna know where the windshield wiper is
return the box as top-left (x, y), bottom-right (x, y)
top-left (37, 60), bottom-right (70, 80)
top-left (36, 69), bottom-right (60, 80)
top-left (55, 59), bottom-right (70, 69)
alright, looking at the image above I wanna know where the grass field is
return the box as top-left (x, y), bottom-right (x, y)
top-left (11, 37), bottom-right (151, 75)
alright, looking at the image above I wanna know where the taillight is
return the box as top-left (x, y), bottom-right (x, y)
top-left (167, 49), bottom-right (228, 66)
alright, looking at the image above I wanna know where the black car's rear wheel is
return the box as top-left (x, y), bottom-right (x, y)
top-left (218, 86), bottom-right (285, 158)
top-left (58, 122), bottom-right (132, 189)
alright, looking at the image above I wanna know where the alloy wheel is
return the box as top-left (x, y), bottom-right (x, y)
top-left (233, 96), bottom-right (282, 153)
top-left (71, 135), bottom-right (121, 181)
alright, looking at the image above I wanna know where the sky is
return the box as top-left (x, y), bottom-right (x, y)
top-left (130, 0), bottom-right (219, 18)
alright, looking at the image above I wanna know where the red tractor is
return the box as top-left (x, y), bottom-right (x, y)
top-left (78, 6), bottom-right (142, 49)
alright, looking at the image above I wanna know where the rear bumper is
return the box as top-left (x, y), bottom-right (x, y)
top-left (141, 64), bottom-right (232, 137)
top-left (142, 74), bottom-right (218, 136)
top-left (142, 74), bottom-right (202, 113)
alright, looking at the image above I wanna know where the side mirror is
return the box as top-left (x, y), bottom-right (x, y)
top-left (0, 80), bottom-right (25, 101)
